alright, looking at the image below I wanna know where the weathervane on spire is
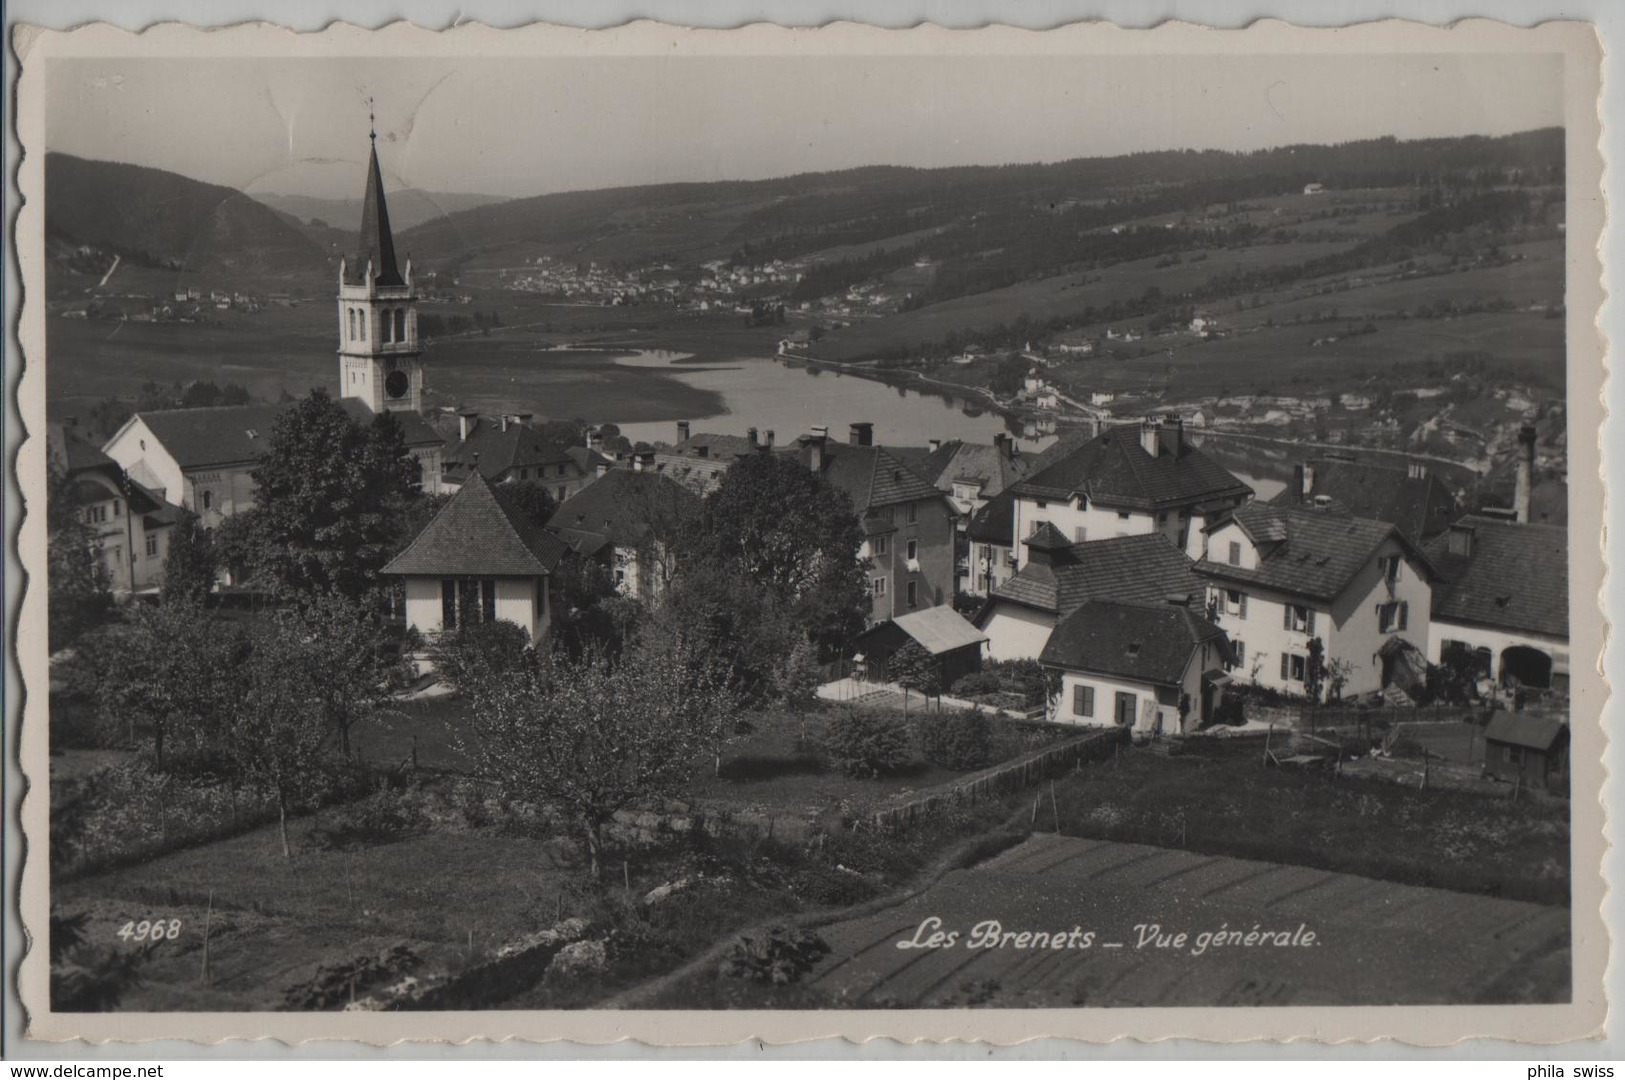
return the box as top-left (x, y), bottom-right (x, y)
top-left (367, 96), bottom-right (377, 143)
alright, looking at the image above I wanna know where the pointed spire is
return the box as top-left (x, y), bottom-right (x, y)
top-left (348, 105), bottom-right (404, 288)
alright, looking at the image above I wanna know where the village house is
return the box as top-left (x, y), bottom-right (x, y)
top-left (545, 465), bottom-right (700, 603)
top-left (652, 422), bottom-right (772, 496)
top-left (1271, 457), bottom-right (1463, 542)
top-left (1007, 416), bottom-right (1253, 565)
top-left (1039, 597), bottom-right (1232, 736)
top-left (976, 526), bottom-right (1207, 662)
top-left (102, 129), bottom-right (446, 518)
top-left (1424, 516), bottom-right (1568, 693)
top-left (383, 470), bottom-right (569, 646)
top-left (48, 421), bottom-right (182, 595)
top-left (798, 423), bottom-right (957, 623)
top-left (442, 411), bottom-right (602, 501)
top-left (1195, 502), bottom-right (1436, 700)
top-left (853, 605), bottom-right (987, 690)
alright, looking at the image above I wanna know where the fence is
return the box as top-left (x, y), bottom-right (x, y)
top-left (870, 727), bottom-right (1125, 830)
top-left (1245, 702), bottom-right (1486, 735)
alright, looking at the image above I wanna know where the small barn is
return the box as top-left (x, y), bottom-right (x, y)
top-left (855, 605), bottom-right (987, 690)
top-left (1482, 712), bottom-right (1569, 793)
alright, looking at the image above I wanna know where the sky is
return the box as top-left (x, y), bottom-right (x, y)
top-left (45, 52), bottom-right (1565, 200)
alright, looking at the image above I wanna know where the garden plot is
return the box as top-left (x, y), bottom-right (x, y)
top-left (804, 833), bottom-right (1570, 1007)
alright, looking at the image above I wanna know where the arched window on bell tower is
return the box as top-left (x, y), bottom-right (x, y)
top-left (395, 309), bottom-right (407, 344)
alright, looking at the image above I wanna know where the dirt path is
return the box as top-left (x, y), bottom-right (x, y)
top-left (804, 833), bottom-right (1569, 1007)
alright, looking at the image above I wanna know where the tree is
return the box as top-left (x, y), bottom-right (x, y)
top-left (693, 453), bottom-right (869, 659)
top-left (773, 636), bottom-right (824, 744)
top-left (454, 634), bottom-right (731, 878)
top-left (94, 602), bottom-right (245, 771)
top-left (46, 461), bottom-right (112, 651)
top-left (226, 613), bottom-right (342, 857)
top-left (889, 640), bottom-right (939, 714)
top-left (243, 390), bottom-right (422, 602)
top-left (493, 481), bottom-right (558, 532)
top-left (1305, 637), bottom-right (1328, 703)
top-left (160, 511), bottom-right (218, 607)
top-left (283, 594), bottom-right (412, 757)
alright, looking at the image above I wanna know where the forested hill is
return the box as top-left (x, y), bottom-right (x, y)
top-left (45, 153), bottom-right (326, 280)
top-left (395, 128), bottom-right (1563, 269)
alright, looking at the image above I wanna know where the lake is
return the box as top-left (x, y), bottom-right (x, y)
top-left (610, 351), bottom-right (1049, 452)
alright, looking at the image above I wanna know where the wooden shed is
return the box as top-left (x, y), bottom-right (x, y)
top-left (855, 605), bottom-right (987, 690)
top-left (1483, 712), bottom-right (1569, 794)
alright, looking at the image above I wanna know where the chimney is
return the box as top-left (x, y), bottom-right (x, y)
top-left (589, 430), bottom-right (603, 452)
top-left (763, 430), bottom-right (775, 450)
top-left (1446, 522), bottom-right (1475, 558)
top-left (807, 425), bottom-right (828, 472)
top-left (1407, 460), bottom-right (1426, 480)
top-left (1292, 463), bottom-right (1307, 503)
top-left (633, 450), bottom-right (656, 472)
top-left (849, 422), bottom-right (874, 447)
top-left (515, 413), bottom-right (533, 427)
top-left (1312, 494), bottom-right (1332, 510)
top-left (1515, 424), bottom-right (1537, 524)
top-left (458, 411), bottom-right (478, 442)
top-left (747, 427), bottom-right (759, 449)
top-left (676, 420), bottom-right (691, 443)
top-left (595, 461), bottom-right (610, 478)
top-left (1158, 412), bottom-right (1184, 458)
top-left (928, 438), bottom-right (942, 453)
top-left (500, 415), bottom-right (511, 433)
top-left (1139, 416), bottom-right (1162, 457)
top-left (993, 432), bottom-right (1012, 460)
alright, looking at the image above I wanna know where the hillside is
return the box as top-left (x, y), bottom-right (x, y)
top-left (45, 153), bottom-right (328, 288)
top-left (252, 189), bottom-right (510, 235)
top-left (395, 129), bottom-right (1564, 276)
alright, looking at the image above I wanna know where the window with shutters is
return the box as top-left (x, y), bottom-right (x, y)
top-left (873, 535), bottom-right (889, 557)
top-left (1114, 692), bottom-right (1136, 725)
top-left (1281, 653), bottom-right (1307, 682)
top-left (1379, 554), bottom-right (1403, 584)
top-left (872, 577), bottom-right (887, 597)
top-left (1232, 639), bottom-right (1245, 665)
top-left (1227, 540), bottom-right (1242, 566)
top-left (1074, 526), bottom-right (1087, 542)
top-left (1378, 601), bottom-right (1409, 633)
top-left (906, 580), bottom-right (918, 608)
top-left (1284, 604), bottom-right (1313, 633)
top-left (1073, 684), bottom-right (1095, 718)
top-left (1225, 589), bottom-right (1248, 619)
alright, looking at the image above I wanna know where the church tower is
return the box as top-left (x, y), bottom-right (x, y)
top-left (337, 116), bottom-right (425, 414)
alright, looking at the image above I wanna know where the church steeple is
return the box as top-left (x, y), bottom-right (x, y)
top-left (347, 106), bottom-right (404, 288)
top-left (336, 104), bottom-right (424, 414)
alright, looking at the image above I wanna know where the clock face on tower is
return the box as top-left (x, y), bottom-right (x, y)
top-left (385, 369), bottom-right (410, 400)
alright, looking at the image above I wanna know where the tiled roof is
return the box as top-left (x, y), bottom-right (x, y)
top-left (662, 433), bottom-right (760, 464)
top-left (990, 533), bottom-right (1204, 615)
top-left (810, 441), bottom-right (943, 513)
top-left (1198, 503), bottom-right (1425, 603)
top-left (384, 470), bottom-right (569, 577)
top-left (48, 422), bottom-right (118, 476)
top-left (128, 399), bottom-right (442, 471)
top-left (1270, 457), bottom-right (1462, 541)
top-left (1484, 711), bottom-right (1567, 751)
top-left (1424, 516), bottom-right (1567, 639)
top-left (445, 418), bottom-right (576, 481)
top-left (1040, 599), bottom-right (1228, 687)
top-left (967, 489), bottom-right (1017, 546)
top-left (544, 468), bottom-right (700, 551)
top-left (914, 440), bottom-right (1034, 499)
top-left (1010, 423), bottom-right (1251, 511)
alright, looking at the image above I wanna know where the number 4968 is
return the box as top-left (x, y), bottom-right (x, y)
top-left (117, 918), bottom-right (181, 943)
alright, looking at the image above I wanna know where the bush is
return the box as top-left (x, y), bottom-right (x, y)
top-left (916, 711), bottom-right (995, 771)
top-left (309, 785), bottom-right (430, 849)
top-left (823, 707), bottom-right (912, 779)
top-left (718, 926), bottom-right (830, 985)
top-left (432, 620), bottom-right (534, 696)
top-left (950, 658), bottom-right (1048, 707)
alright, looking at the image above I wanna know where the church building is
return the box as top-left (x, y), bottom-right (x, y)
top-left (102, 126), bottom-right (446, 521)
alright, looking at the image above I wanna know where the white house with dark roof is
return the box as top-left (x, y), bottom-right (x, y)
top-left (1007, 416), bottom-right (1252, 567)
top-left (1040, 598), bottom-right (1232, 736)
top-left (545, 466), bottom-right (700, 602)
top-left (383, 470), bottom-right (570, 644)
top-left (1196, 502), bottom-right (1436, 700)
top-left (975, 526), bottom-right (1206, 663)
top-left (1424, 516), bottom-right (1568, 692)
